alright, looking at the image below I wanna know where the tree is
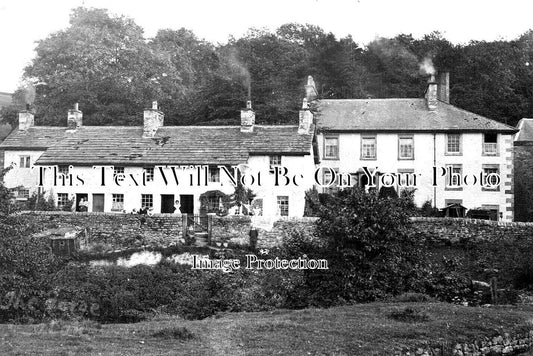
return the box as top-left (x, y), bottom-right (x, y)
top-left (310, 187), bottom-right (427, 303)
top-left (24, 7), bottom-right (183, 126)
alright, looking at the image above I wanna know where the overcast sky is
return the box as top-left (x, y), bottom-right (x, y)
top-left (0, 0), bottom-right (532, 93)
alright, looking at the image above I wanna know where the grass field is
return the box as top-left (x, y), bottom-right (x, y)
top-left (2, 302), bottom-right (533, 355)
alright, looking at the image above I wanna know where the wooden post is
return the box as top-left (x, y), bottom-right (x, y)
top-left (490, 277), bottom-right (498, 304)
top-left (181, 214), bottom-right (188, 243)
top-left (207, 214), bottom-right (213, 244)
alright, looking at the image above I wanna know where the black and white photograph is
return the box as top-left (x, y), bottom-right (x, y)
top-left (2, 0), bottom-right (533, 355)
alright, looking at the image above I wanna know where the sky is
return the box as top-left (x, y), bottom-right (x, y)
top-left (0, 0), bottom-right (532, 93)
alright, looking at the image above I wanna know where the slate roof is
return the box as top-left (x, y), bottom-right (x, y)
top-left (316, 99), bottom-right (517, 133)
top-left (515, 118), bottom-right (533, 144)
top-left (0, 127), bottom-right (68, 150)
top-left (0, 125), bottom-right (313, 166)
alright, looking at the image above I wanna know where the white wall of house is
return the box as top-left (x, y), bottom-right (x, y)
top-left (316, 132), bottom-right (514, 221)
top-left (30, 152), bottom-right (315, 217)
top-left (3, 150), bottom-right (45, 197)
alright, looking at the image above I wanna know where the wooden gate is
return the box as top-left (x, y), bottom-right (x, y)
top-left (182, 214), bottom-right (212, 245)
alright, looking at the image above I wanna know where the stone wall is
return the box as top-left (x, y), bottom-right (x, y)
top-left (210, 215), bottom-right (319, 248)
top-left (19, 211), bottom-right (183, 251)
top-left (514, 144), bottom-right (533, 222)
top-left (404, 330), bottom-right (533, 355)
top-left (411, 217), bottom-right (533, 244)
top-left (19, 211), bottom-right (533, 252)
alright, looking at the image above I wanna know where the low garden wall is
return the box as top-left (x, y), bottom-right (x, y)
top-left (19, 211), bottom-right (183, 250)
top-left (411, 217), bottom-right (533, 244)
top-left (18, 211), bottom-right (533, 251)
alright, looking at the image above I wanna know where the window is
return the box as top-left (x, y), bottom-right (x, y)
top-left (143, 167), bottom-right (154, 182)
top-left (445, 199), bottom-right (463, 207)
top-left (112, 194), bottom-right (124, 211)
top-left (322, 168), bottom-right (340, 194)
top-left (482, 165), bottom-right (500, 190)
top-left (17, 189), bottom-right (29, 200)
top-left (209, 166), bottom-right (220, 183)
top-left (207, 196), bottom-right (219, 212)
top-left (445, 164), bottom-right (462, 189)
top-left (19, 155), bottom-right (30, 168)
top-left (397, 169), bottom-right (415, 194)
top-left (114, 166), bottom-right (125, 182)
top-left (324, 137), bottom-right (339, 159)
top-left (483, 133), bottom-right (498, 155)
top-left (113, 166), bottom-right (125, 176)
top-left (398, 136), bottom-right (414, 160)
top-left (361, 136), bottom-right (376, 159)
top-left (141, 194), bottom-right (153, 208)
top-left (57, 165), bottom-right (69, 176)
top-left (446, 134), bottom-right (461, 155)
top-left (269, 155), bottom-right (282, 171)
top-left (277, 196), bottom-right (289, 216)
top-left (57, 193), bottom-right (69, 208)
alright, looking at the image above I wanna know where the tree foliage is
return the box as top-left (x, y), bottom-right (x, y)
top-left (12, 7), bottom-right (533, 128)
top-left (311, 187), bottom-right (427, 303)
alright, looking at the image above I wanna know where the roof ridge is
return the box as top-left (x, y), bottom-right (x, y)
top-left (438, 100), bottom-right (517, 130)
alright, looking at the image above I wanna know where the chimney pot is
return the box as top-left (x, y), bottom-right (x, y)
top-left (18, 108), bottom-right (34, 131)
top-left (298, 98), bottom-right (313, 134)
top-left (305, 75), bottom-right (318, 102)
top-left (67, 104), bottom-right (83, 129)
top-left (437, 72), bottom-right (450, 104)
top-left (425, 76), bottom-right (438, 111)
top-left (240, 101), bottom-right (255, 133)
top-left (143, 102), bottom-right (164, 138)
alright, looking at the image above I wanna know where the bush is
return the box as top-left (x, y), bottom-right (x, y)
top-left (310, 187), bottom-right (428, 304)
top-left (387, 307), bottom-right (431, 323)
top-left (152, 326), bottom-right (195, 340)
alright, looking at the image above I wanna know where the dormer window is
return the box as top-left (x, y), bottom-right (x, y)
top-left (19, 155), bottom-right (30, 168)
top-left (269, 155), bottom-right (282, 171)
top-left (483, 133), bottom-right (498, 156)
top-left (324, 136), bottom-right (339, 159)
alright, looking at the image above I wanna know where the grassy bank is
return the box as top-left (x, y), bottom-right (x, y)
top-left (2, 302), bottom-right (533, 355)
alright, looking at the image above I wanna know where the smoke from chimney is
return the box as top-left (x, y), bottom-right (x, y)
top-left (419, 57), bottom-right (436, 76)
top-left (222, 48), bottom-right (251, 101)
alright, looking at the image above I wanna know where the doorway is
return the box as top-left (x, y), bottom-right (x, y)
top-left (179, 194), bottom-right (194, 214)
top-left (75, 193), bottom-right (88, 212)
top-left (161, 194), bottom-right (175, 213)
top-left (92, 194), bottom-right (105, 212)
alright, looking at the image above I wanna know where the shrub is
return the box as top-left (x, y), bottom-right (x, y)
top-left (152, 326), bottom-right (195, 340)
top-left (311, 187), bottom-right (428, 304)
top-left (387, 307), bottom-right (431, 323)
top-left (392, 293), bottom-right (434, 303)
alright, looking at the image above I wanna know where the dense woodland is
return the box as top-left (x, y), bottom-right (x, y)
top-left (2, 7), bottom-right (533, 128)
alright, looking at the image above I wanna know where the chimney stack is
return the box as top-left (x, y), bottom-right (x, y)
top-left (305, 75), bottom-right (318, 102)
top-left (143, 101), bottom-right (164, 138)
top-left (18, 104), bottom-right (34, 131)
top-left (425, 75), bottom-right (438, 111)
top-left (437, 71), bottom-right (450, 104)
top-left (298, 98), bottom-right (313, 134)
top-left (240, 100), bottom-right (255, 133)
top-left (67, 103), bottom-right (83, 129)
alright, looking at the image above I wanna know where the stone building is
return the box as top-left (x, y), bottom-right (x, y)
top-left (514, 118), bottom-right (533, 221)
top-left (0, 101), bottom-right (316, 217)
top-left (311, 74), bottom-right (517, 221)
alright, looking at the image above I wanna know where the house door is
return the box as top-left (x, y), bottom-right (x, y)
top-left (180, 194), bottom-right (194, 214)
top-left (92, 194), bottom-right (105, 212)
top-left (161, 194), bottom-right (175, 213)
top-left (75, 193), bottom-right (88, 212)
